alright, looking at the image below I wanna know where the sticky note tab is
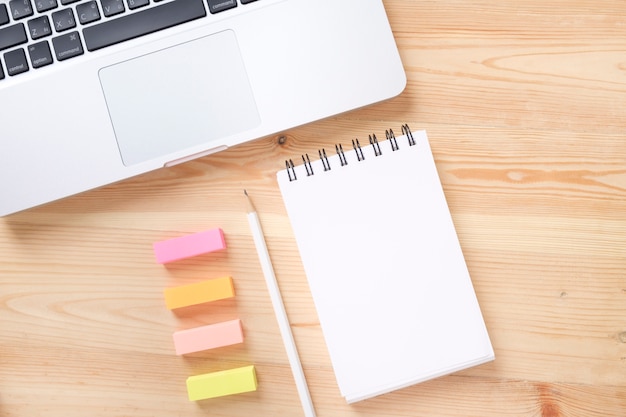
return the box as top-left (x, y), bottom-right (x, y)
top-left (164, 276), bottom-right (235, 310)
top-left (153, 228), bottom-right (226, 264)
top-left (173, 319), bottom-right (244, 355)
top-left (186, 365), bottom-right (257, 401)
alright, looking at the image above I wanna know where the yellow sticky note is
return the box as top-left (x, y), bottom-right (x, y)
top-left (186, 365), bottom-right (257, 401)
top-left (164, 276), bottom-right (234, 310)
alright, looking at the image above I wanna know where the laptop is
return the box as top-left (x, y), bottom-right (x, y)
top-left (0, 0), bottom-right (406, 216)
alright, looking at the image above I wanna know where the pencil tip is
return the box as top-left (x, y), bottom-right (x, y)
top-left (244, 189), bottom-right (256, 213)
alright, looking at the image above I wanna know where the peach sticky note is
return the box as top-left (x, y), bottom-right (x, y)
top-left (186, 365), bottom-right (257, 401)
top-left (163, 276), bottom-right (235, 310)
top-left (173, 319), bottom-right (244, 355)
top-left (153, 228), bottom-right (226, 264)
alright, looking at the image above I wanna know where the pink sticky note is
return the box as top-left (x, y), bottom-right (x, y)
top-left (173, 319), bottom-right (244, 355)
top-left (153, 228), bottom-right (226, 264)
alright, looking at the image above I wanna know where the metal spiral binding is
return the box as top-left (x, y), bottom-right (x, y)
top-left (286, 159), bottom-right (296, 181)
top-left (336, 143), bottom-right (348, 166)
top-left (302, 153), bottom-right (313, 176)
top-left (284, 124), bottom-right (415, 181)
top-left (369, 134), bottom-right (382, 156)
top-left (352, 138), bottom-right (365, 161)
top-left (319, 149), bottom-right (331, 171)
top-left (386, 128), bottom-right (399, 151)
top-left (402, 124), bottom-right (415, 146)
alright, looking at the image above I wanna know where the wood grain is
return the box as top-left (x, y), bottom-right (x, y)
top-left (1, 1), bottom-right (626, 416)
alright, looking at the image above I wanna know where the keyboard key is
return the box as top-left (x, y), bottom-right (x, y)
top-left (127, 0), bottom-right (150, 10)
top-left (240, 0), bottom-right (258, 3)
top-left (0, 24), bottom-right (28, 52)
top-left (83, 0), bottom-right (206, 52)
top-left (0, 59), bottom-right (5, 79)
top-left (9, 0), bottom-right (34, 20)
top-left (51, 9), bottom-right (76, 32)
top-left (4, 48), bottom-right (29, 75)
top-left (28, 16), bottom-right (52, 40)
top-left (28, 40), bottom-right (53, 68)
top-left (60, 0), bottom-right (80, 4)
top-left (206, 0), bottom-right (236, 14)
top-left (0, 5), bottom-right (9, 26)
top-left (76, 1), bottom-right (100, 25)
top-left (100, 0), bottom-right (125, 17)
top-left (35, 0), bottom-right (58, 12)
top-left (52, 30), bottom-right (83, 61)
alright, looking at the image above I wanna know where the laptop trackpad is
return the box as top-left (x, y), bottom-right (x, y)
top-left (99, 30), bottom-right (260, 166)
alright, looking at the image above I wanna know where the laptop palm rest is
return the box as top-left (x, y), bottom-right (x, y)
top-left (98, 30), bottom-right (260, 166)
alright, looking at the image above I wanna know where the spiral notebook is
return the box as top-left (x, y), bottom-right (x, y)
top-left (276, 126), bottom-right (494, 403)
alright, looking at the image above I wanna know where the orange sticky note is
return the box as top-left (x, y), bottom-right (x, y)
top-left (173, 319), bottom-right (244, 355)
top-left (164, 276), bottom-right (235, 310)
top-left (187, 365), bottom-right (257, 401)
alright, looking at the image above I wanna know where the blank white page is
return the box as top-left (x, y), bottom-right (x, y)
top-left (277, 130), bottom-right (494, 403)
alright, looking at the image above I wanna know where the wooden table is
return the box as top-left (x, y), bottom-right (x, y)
top-left (1, 1), bottom-right (625, 416)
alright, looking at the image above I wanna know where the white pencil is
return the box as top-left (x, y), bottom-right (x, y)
top-left (244, 190), bottom-right (317, 417)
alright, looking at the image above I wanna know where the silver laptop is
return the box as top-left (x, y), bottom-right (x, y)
top-left (0, 0), bottom-right (406, 216)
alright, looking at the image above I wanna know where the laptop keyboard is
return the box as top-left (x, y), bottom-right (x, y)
top-left (0, 0), bottom-right (258, 80)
